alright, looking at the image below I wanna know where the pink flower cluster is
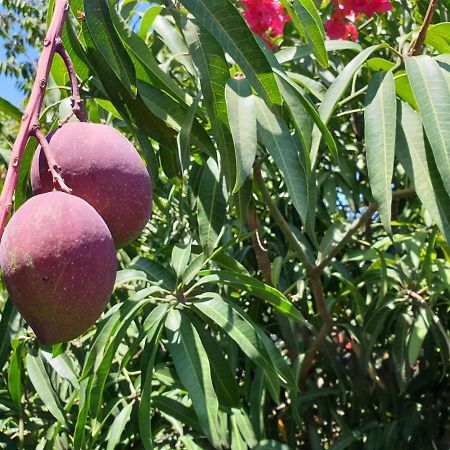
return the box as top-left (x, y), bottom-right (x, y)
top-left (325, 0), bottom-right (392, 41)
top-left (241, 0), bottom-right (291, 48)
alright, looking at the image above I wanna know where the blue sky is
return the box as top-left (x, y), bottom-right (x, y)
top-left (0, 42), bottom-right (26, 107)
top-left (0, 1), bottom-right (154, 107)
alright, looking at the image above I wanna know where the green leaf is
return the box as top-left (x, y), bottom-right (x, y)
top-left (0, 300), bottom-right (16, 371)
top-left (199, 270), bottom-right (307, 325)
top-left (41, 350), bottom-right (80, 388)
top-left (171, 243), bottom-right (192, 279)
top-left (177, 95), bottom-right (201, 172)
top-left (110, 5), bottom-right (192, 105)
top-left (153, 15), bottom-right (197, 77)
top-left (255, 97), bottom-right (308, 224)
top-left (178, 0), bottom-right (281, 106)
top-left (365, 71), bottom-right (397, 233)
top-left (15, 138), bottom-right (38, 210)
top-left (274, 69), bottom-right (338, 161)
top-left (276, 40), bottom-right (361, 64)
top-left (250, 368), bottom-right (266, 440)
top-left (115, 269), bottom-right (148, 287)
top-left (193, 319), bottom-right (240, 408)
top-left (226, 78), bottom-right (257, 193)
top-left (183, 253), bottom-right (206, 286)
top-left (134, 132), bottom-right (159, 189)
top-left (231, 414), bottom-right (248, 450)
top-left (407, 309), bottom-right (430, 366)
top-left (0, 97), bottom-right (22, 121)
top-left (106, 402), bottom-right (133, 450)
top-left (424, 23), bottom-right (450, 53)
top-left (26, 352), bottom-right (67, 426)
top-left (8, 340), bottom-right (23, 405)
top-left (197, 158), bottom-right (227, 254)
top-left (138, 81), bottom-right (214, 157)
top-left (165, 310), bottom-right (222, 447)
top-left (139, 312), bottom-right (166, 450)
top-left (311, 44), bottom-right (386, 166)
top-left (152, 396), bottom-right (201, 431)
top-left (192, 294), bottom-right (276, 376)
top-left (396, 102), bottom-right (450, 242)
top-left (392, 313), bottom-right (410, 392)
top-left (183, 19), bottom-right (236, 187)
top-left (81, 304), bottom-right (123, 379)
top-left (89, 299), bottom-right (151, 419)
top-left (73, 379), bottom-right (91, 450)
top-left (131, 258), bottom-right (177, 291)
top-left (83, 0), bottom-right (136, 97)
top-left (290, 0), bottom-right (328, 68)
top-left (138, 5), bottom-right (163, 39)
top-left (232, 409), bottom-right (258, 448)
top-left (406, 56), bottom-right (450, 196)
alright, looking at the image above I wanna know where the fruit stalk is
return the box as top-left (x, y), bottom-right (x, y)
top-left (0, 0), bottom-right (71, 240)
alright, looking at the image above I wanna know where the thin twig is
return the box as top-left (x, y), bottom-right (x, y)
top-left (298, 268), bottom-right (333, 390)
top-left (316, 204), bottom-right (376, 272)
top-left (33, 128), bottom-right (72, 194)
top-left (409, 0), bottom-right (438, 56)
top-left (0, 0), bottom-right (70, 239)
top-left (406, 289), bottom-right (450, 348)
top-left (247, 206), bottom-right (272, 284)
top-left (316, 188), bottom-right (416, 272)
top-left (253, 161), bottom-right (313, 273)
top-left (55, 38), bottom-right (88, 122)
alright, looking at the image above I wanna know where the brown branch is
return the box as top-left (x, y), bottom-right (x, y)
top-left (247, 206), bottom-right (272, 284)
top-left (406, 289), bottom-right (450, 348)
top-left (0, 0), bottom-right (70, 239)
top-left (34, 128), bottom-right (72, 194)
top-left (298, 268), bottom-right (333, 390)
top-left (316, 188), bottom-right (416, 272)
top-left (55, 38), bottom-right (88, 122)
top-left (316, 204), bottom-right (376, 272)
top-left (253, 161), bottom-right (313, 273)
top-left (409, 0), bottom-right (438, 56)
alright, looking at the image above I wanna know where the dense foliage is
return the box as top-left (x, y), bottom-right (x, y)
top-left (0, 0), bottom-right (449, 448)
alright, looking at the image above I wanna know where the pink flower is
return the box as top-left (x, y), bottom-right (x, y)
top-left (331, 0), bottom-right (356, 18)
top-left (241, 0), bottom-right (291, 47)
top-left (332, 0), bottom-right (392, 18)
top-left (354, 0), bottom-right (392, 16)
top-left (325, 17), bottom-right (358, 41)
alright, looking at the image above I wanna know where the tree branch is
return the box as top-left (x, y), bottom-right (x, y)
top-left (33, 128), bottom-right (72, 194)
top-left (55, 38), bottom-right (88, 122)
top-left (299, 268), bottom-right (333, 390)
top-left (0, 0), bottom-right (70, 239)
top-left (316, 204), bottom-right (376, 272)
top-left (247, 206), bottom-right (272, 284)
top-left (409, 0), bottom-right (438, 56)
top-left (253, 161), bottom-right (313, 273)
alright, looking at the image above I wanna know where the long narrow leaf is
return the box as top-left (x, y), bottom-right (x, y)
top-left (165, 310), bottom-right (222, 447)
top-left (197, 158), bottom-right (227, 254)
top-left (178, 0), bottom-right (281, 105)
top-left (256, 97), bottom-right (308, 224)
top-left (311, 44), bottom-right (386, 166)
top-left (365, 71), bottom-right (397, 233)
top-left (406, 56), bottom-right (450, 196)
top-left (26, 352), bottom-right (67, 426)
top-left (226, 78), bottom-right (257, 192)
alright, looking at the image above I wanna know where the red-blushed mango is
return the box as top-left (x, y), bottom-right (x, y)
top-left (31, 122), bottom-right (153, 248)
top-left (0, 191), bottom-right (117, 345)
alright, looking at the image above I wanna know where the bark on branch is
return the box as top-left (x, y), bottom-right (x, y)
top-left (0, 0), bottom-right (78, 240)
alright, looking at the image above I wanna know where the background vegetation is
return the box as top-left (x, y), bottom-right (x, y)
top-left (0, 0), bottom-right (449, 448)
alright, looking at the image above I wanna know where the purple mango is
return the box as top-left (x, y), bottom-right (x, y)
top-left (0, 191), bottom-right (117, 345)
top-left (31, 122), bottom-right (153, 248)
